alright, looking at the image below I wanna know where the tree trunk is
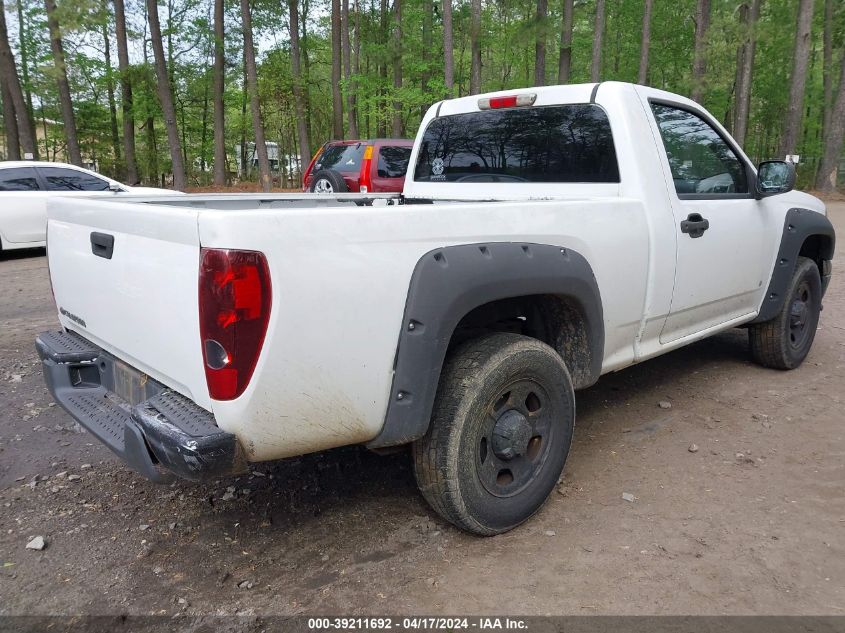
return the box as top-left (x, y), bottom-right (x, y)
top-left (300, 1), bottom-right (313, 145)
top-left (457, 36), bottom-right (466, 96)
top-left (44, 0), bottom-right (82, 166)
top-left (289, 0), bottom-right (310, 172)
top-left (146, 0), bottom-right (186, 189)
top-left (779, 0), bottom-right (814, 157)
top-left (342, 0), bottom-right (358, 137)
top-left (200, 75), bottom-right (209, 174)
top-left (733, 0), bottom-right (760, 148)
top-left (0, 0), bottom-right (36, 158)
top-left (102, 14), bottom-right (121, 164)
top-left (145, 115), bottom-right (158, 185)
top-left (114, 0), bottom-right (138, 183)
top-left (815, 51), bottom-right (845, 191)
top-left (40, 102), bottom-right (50, 161)
top-left (443, 0), bottom-right (454, 95)
top-left (470, 0), bottom-right (481, 94)
top-left (1, 80), bottom-right (20, 160)
top-left (179, 94), bottom-right (188, 174)
top-left (376, 0), bottom-right (387, 137)
top-left (534, 0), bottom-right (547, 86)
top-left (391, 0), bottom-right (402, 136)
top-left (612, 4), bottom-right (621, 74)
top-left (590, 0), bottom-right (605, 82)
top-left (364, 52), bottom-right (370, 137)
top-left (420, 0), bottom-right (433, 115)
top-left (15, 0), bottom-right (36, 144)
top-left (821, 0), bottom-right (833, 140)
top-left (558, 0), bottom-right (573, 84)
top-left (353, 0), bottom-right (360, 81)
top-left (212, 0), bottom-right (226, 185)
top-left (241, 0), bottom-right (272, 191)
top-left (330, 0), bottom-right (343, 138)
top-left (690, 0), bottom-right (710, 102)
top-left (239, 52), bottom-right (247, 175)
top-left (637, 0), bottom-right (653, 84)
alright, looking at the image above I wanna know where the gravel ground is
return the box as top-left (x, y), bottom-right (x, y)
top-left (0, 203), bottom-right (843, 616)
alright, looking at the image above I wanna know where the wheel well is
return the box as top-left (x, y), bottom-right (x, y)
top-left (799, 234), bottom-right (834, 272)
top-left (448, 294), bottom-right (595, 389)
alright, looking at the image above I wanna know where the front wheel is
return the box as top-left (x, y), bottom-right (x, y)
top-left (749, 256), bottom-right (822, 369)
top-left (412, 333), bottom-right (575, 536)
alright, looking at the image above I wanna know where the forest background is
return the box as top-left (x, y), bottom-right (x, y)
top-left (0, 0), bottom-right (843, 192)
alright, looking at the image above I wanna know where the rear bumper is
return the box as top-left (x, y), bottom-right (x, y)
top-left (35, 330), bottom-right (246, 483)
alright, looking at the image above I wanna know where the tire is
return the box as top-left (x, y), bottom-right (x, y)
top-left (749, 256), bottom-right (821, 370)
top-left (308, 169), bottom-right (348, 193)
top-left (412, 333), bottom-right (575, 536)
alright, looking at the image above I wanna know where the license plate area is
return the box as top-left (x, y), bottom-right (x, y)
top-left (111, 358), bottom-right (160, 406)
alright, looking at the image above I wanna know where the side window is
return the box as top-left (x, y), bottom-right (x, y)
top-left (377, 146), bottom-right (412, 178)
top-left (0, 167), bottom-right (40, 191)
top-left (651, 103), bottom-right (748, 196)
top-left (39, 167), bottom-right (111, 192)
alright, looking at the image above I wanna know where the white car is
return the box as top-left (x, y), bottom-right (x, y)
top-left (0, 161), bottom-right (174, 252)
top-left (36, 82), bottom-right (835, 535)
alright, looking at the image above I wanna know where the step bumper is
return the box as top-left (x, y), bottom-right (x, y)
top-left (35, 330), bottom-right (246, 483)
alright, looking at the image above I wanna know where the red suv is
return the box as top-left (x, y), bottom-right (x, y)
top-left (302, 139), bottom-right (414, 193)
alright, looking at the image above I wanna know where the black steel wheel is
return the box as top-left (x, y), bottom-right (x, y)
top-left (413, 333), bottom-right (575, 535)
top-left (787, 279), bottom-right (813, 350)
top-left (477, 379), bottom-right (556, 498)
top-left (749, 256), bottom-right (821, 369)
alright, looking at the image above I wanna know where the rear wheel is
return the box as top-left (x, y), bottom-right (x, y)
top-left (749, 256), bottom-right (821, 369)
top-left (308, 169), bottom-right (347, 193)
top-left (412, 333), bottom-right (575, 535)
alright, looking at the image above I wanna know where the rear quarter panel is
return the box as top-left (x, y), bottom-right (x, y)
top-left (198, 197), bottom-right (649, 461)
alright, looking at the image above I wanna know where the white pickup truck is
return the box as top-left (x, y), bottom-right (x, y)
top-left (36, 82), bottom-right (834, 535)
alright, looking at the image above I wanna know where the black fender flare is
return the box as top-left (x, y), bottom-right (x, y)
top-left (751, 207), bottom-right (835, 324)
top-left (368, 242), bottom-right (604, 448)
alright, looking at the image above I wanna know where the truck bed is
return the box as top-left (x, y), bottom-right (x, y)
top-left (46, 192), bottom-right (649, 461)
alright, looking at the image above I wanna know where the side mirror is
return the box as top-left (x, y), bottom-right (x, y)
top-left (755, 160), bottom-right (795, 198)
top-left (108, 182), bottom-right (123, 193)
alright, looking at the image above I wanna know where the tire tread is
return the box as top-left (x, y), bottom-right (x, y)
top-left (749, 256), bottom-right (820, 370)
top-left (412, 333), bottom-right (572, 536)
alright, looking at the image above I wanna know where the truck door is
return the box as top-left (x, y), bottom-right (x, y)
top-left (647, 101), bottom-right (769, 344)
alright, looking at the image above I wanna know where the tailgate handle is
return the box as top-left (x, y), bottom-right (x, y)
top-left (90, 232), bottom-right (115, 259)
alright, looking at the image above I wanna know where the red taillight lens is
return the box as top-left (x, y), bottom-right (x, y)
top-left (199, 248), bottom-right (271, 400)
top-left (359, 145), bottom-right (374, 193)
top-left (490, 96), bottom-right (518, 109)
top-left (477, 93), bottom-right (537, 110)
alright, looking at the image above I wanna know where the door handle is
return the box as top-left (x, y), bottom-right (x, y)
top-left (680, 213), bottom-right (709, 238)
top-left (90, 232), bottom-right (115, 259)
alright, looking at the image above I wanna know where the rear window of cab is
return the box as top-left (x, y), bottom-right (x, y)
top-left (414, 104), bottom-right (619, 184)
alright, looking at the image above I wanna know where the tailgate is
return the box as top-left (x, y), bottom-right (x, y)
top-left (46, 196), bottom-right (211, 411)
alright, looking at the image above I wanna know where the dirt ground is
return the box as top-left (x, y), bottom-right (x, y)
top-left (1, 203), bottom-right (843, 617)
